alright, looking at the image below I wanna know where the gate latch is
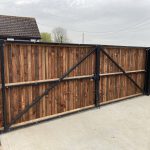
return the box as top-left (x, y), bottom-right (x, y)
top-left (92, 74), bottom-right (100, 81)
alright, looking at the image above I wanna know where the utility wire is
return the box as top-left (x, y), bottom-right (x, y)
top-left (38, 15), bottom-right (150, 35)
top-left (38, 16), bottom-right (150, 35)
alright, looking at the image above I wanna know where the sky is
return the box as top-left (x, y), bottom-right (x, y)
top-left (0, 0), bottom-right (150, 46)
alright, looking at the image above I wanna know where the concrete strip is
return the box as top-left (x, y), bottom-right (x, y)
top-left (0, 96), bottom-right (150, 150)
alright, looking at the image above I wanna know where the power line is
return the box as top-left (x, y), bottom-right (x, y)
top-left (38, 16), bottom-right (150, 35)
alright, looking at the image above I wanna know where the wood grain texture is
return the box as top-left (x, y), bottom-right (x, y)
top-left (0, 42), bottom-right (146, 128)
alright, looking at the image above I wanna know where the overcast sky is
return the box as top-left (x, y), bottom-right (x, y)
top-left (0, 0), bottom-right (150, 46)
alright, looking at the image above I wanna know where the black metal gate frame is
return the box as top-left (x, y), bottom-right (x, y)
top-left (0, 40), bottom-right (149, 132)
top-left (144, 48), bottom-right (150, 95)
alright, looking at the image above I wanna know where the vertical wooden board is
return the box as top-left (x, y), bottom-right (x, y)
top-left (47, 46), bottom-right (52, 115)
top-left (27, 45), bottom-right (33, 120)
top-left (111, 76), bottom-right (115, 100)
top-left (60, 47), bottom-right (65, 112)
top-left (114, 75), bottom-right (117, 100)
top-left (42, 47), bottom-right (46, 117)
top-left (103, 50), bottom-right (107, 74)
top-left (102, 51), bottom-right (107, 102)
top-left (87, 79), bottom-right (91, 106)
top-left (141, 49), bottom-right (146, 70)
top-left (3, 45), bottom-right (9, 124)
top-left (38, 46), bottom-right (43, 118)
top-left (124, 48), bottom-right (129, 96)
top-left (16, 45), bottom-right (23, 122)
top-left (100, 51), bottom-right (103, 74)
top-left (82, 79), bottom-right (85, 107)
top-left (31, 86), bottom-right (37, 120)
top-left (54, 46), bottom-right (58, 78)
top-left (100, 76), bottom-right (104, 103)
top-left (49, 84), bottom-right (52, 116)
top-left (57, 47), bottom-right (62, 113)
top-left (126, 48), bottom-right (129, 96)
top-left (79, 48), bottom-right (83, 108)
top-left (106, 48), bottom-right (111, 73)
top-left (76, 47), bottom-right (81, 108)
top-left (88, 50), bottom-right (93, 104)
top-left (73, 47), bottom-right (78, 76)
top-left (86, 47), bottom-right (89, 75)
top-left (111, 48), bottom-right (116, 73)
top-left (91, 80), bottom-right (95, 105)
top-left (4, 45), bottom-right (9, 84)
top-left (23, 45), bottom-right (29, 121)
top-left (49, 46), bottom-right (54, 79)
top-left (11, 44), bottom-right (18, 122)
top-left (79, 47), bottom-right (83, 108)
top-left (60, 83), bottom-right (65, 112)
top-left (34, 46), bottom-right (40, 119)
top-left (30, 45), bottom-right (36, 120)
top-left (68, 80), bottom-right (72, 111)
top-left (66, 47), bottom-right (70, 111)
top-left (135, 48), bottom-right (139, 71)
top-left (66, 48), bottom-right (71, 110)
top-left (72, 48), bottom-right (76, 109)
top-left (6, 44), bottom-right (12, 124)
top-left (71, 80), bottom-right (76, 109)
top-left (44, 46), bottom-right (48, 116)
top-left (70, 48), bottom-right (74, 109)
top-left (63, 81), bottom-right (67, 112)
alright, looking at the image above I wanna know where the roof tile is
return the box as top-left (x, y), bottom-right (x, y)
top-left (0, 15), bottom-right (41, 39)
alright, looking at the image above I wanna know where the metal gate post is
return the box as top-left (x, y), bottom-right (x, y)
top-left (144, 48), bottom-right (150, 95)
top-left (94, 46), bottom-right (100, 107)
top-left (0, 40), bottom-right (7, 131)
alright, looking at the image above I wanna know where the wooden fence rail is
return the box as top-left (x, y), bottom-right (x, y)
top-left (0, 41), bottom-right (149, 131)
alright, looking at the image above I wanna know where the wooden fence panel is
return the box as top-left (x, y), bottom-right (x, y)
top-left (3, 44), bottom-right (95, 84)
top-left (1, 43), bottom-right (95, 127)
top-left (0, 42), bottom-right (147, 129)
top-left (100, 46), bottom-right (146, 104)
top-left (5, 79), bottom-right (95, 125)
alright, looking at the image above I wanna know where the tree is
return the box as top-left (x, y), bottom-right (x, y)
top-left (52, 27), bottom-right (69, 43)
top-left (40, 32), bottom-right (52, 42)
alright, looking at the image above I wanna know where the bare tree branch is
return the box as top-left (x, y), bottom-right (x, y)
top-left (52, 27), bottom-right (69, 43)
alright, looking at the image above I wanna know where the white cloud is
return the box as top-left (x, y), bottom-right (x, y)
top-left (15, 0), bottom-right (41, 5)
top-left (1, 0), bottom-right (150, 46)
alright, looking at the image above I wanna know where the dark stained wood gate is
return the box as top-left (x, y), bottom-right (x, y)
top-left (0, 41), bottom-right (149, 132)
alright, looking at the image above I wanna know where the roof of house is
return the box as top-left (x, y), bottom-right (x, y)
top-left (0, 15), bottom-right (41, 40)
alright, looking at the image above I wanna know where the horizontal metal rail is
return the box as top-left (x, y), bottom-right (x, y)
top-left (6, 47), bottom-right (97, 130)
top-left (101, 47), bottom-right (144, 93)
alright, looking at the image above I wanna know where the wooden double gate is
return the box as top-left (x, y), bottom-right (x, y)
top-left (0, 41), bottom-right (150, 132)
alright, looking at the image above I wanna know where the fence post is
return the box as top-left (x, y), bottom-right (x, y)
top-left (144, 48), bottom-right (150, 95)
top-left (0, 40), bottom-right (7, 131)
top-left (94, 46), bottom-right (100, 107)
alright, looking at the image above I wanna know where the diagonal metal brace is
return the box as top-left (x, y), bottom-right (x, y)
top-left (100, 47), bottom-right (144, 93)
top-left (6, 46), bottom-right (97, 130)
